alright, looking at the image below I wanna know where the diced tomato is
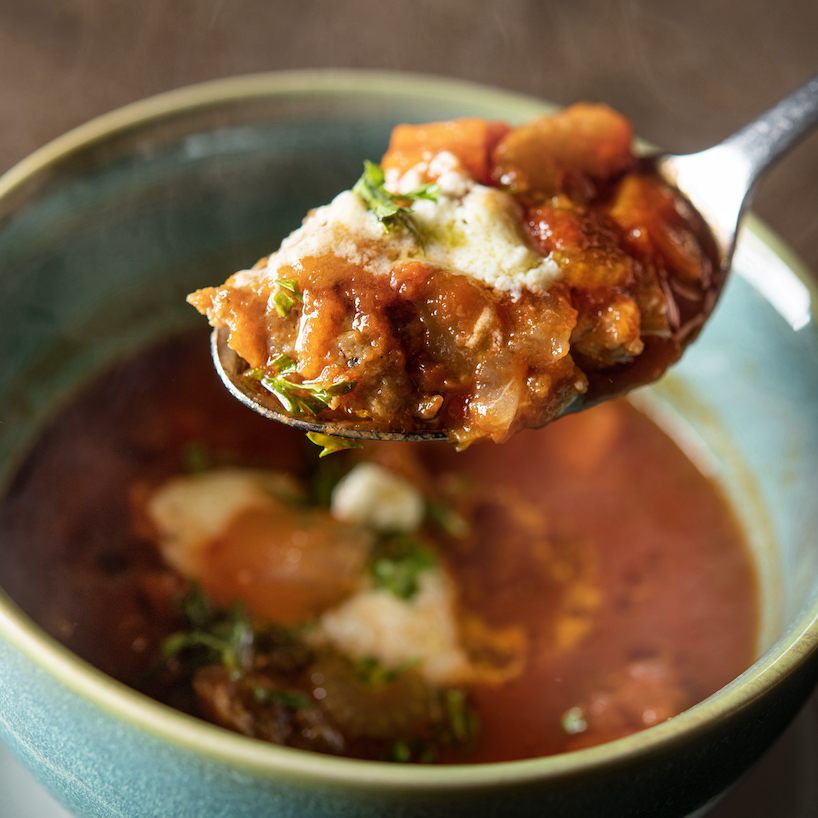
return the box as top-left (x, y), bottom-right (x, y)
top-left (527, 205), bottom-right (634, 289)
top-left (608, 174), bottom-right (708, 284)
top-left (527, 205), bottom-right (587, 254)
top-left (381, 118), bottom-right (511, 184)
top-left (491, 103), bottom-right (634, 198)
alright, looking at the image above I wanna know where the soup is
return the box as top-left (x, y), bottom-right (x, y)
top-left (0, 329), bottom-right (756, 763)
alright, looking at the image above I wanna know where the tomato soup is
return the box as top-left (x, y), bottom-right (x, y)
top-left (0, 330), bottom-right (756, 763)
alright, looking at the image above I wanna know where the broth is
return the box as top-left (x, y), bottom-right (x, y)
top-left (0, 329), bottom-right (757, 763)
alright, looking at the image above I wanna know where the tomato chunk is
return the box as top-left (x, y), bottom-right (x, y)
top-left (491, 103), bottom-right (634, 199)
top-left (608, 174), bottom-right (709, 285)
top-left (527, 205), bottom-right (634, 289)
top-left (200, 504), bottom-right (372, 625)
top-left (381, 118), bottom-right (510, 184)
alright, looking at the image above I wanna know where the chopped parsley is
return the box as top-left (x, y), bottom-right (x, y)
top-left (387, 739), bottom-right (413, 763)
top-left (272, 278), bottom-right (303, 318)
top-left (352, 160), bottom-right (439, 247)
top-left (271, 352), bottom-right (297, 373)
top-left (306, 432), bottom-right (363, 458)
top-left (249, 683), bottom-right (313, 711)
top-left (561, 706), bottom-right (588, 735)
top-left (245, 358), bottom-right (356, 417)
top-left (162, 587), bottom-right (314, 685)
top-left (442, 688), bottom-right (480, 745)
top-left (353, 656), bottom-right (419, 687)
top-left (370, 532), bottom-right (437, 600)
top-left (163, 589), bottom-right (254, 680)
top-left (386, 737), bottom-right (438, 764)
top-left (427, 499), bottom-right (469, 538)
top-left (387, 688), bottom-right (479, 759)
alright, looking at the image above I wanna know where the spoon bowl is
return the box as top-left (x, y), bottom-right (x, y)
top-left (213, 74), bottom-right (818, 442)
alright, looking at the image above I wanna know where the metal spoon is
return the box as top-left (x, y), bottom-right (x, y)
top-left (213, 73), bottom-right (818, 441)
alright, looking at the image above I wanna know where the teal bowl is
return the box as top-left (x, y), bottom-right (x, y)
top-left (1, 71), bottom-right (818, 818)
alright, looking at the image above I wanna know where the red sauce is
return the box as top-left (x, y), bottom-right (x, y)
top-left (0, 330), bottom-right (756, 762)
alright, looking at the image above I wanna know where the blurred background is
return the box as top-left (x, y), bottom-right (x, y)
top-left (0, 0), bottom-right (817, 275)
top-left (0, 1), bottom-right (817, 816)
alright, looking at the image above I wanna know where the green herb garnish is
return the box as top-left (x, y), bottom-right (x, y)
top-left (352, 160), bottom-right (439, 247)
top-left (353, 656), bottom-right (419, 687)
top-left (306, 432), bottom-right (363, 458)
top-left (370, 533), bottom-right (436, 600)
top-left (249, 683), bottom-right (312, 711)
top-left (387, 739), bottom-right (412, 763)
top-left (427, 500), bottom-right (469, 538)
top-left (272, 278), bottom-right (303, 318)
top-left (561, 706), bottom-right (588, 735)
top-left (245, 365), bottom-right (356, 417)
top-left (386, 738), bottom-right (438, 763)
top-left (442, 688), bottom-right (480, 745)
top-left (271, 353), bottom-right (297, 373)
top-left (163, 596), bottom-right (254, 680)
top-left (180, 583), bottom-right (216, 629)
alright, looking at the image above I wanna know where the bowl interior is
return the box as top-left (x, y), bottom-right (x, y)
top-left (0, 72), bottom-right (817, 788)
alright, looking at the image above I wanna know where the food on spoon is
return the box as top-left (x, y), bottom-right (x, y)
top-left (188, 106), bottom-right (721, 448)
top-left (0, 332), bottom-right (757, 763)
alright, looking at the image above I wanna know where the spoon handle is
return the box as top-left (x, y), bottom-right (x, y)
top-left (657, 73), bottom-right (818, 267)
top-left (721, 72), bottom-right (818, 188)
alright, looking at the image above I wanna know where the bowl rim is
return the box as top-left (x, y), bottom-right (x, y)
top-left (1, 68), bottom-right (817, 792)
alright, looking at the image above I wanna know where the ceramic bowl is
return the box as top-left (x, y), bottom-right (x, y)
top-left (1, 71), bottom-right (817, 818)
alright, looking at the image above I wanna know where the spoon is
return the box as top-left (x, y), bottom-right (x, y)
top-left (213, 73), bottom-right (818, 442)
top-left (656, 72), bottom-right (818, 277)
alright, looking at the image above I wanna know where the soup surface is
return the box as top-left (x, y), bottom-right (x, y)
top-left (0, 330), bottom-right (757, 763)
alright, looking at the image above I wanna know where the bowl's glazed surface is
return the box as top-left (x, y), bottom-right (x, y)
top-left (1, 72), bottom-right (818, 818)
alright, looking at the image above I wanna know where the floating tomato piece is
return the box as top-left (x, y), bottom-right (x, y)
top-left (200, 504), bottom-right (372, 625)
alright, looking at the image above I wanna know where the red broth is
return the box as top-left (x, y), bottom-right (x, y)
top-left (0, 329), bottom-right (757, 762)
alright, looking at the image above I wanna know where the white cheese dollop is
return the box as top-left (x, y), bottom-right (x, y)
top-left (413, 183), bottom-right (561, 292)
top-left (232, 152), bottom-right (561, 295)
top-left (330, 462), bottom-right (425, 532)
top-left (317, 568), bottom-right (472, 686)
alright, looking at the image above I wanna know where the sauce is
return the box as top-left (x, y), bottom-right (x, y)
top-left (0, 330), bottom-right (756, 762)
